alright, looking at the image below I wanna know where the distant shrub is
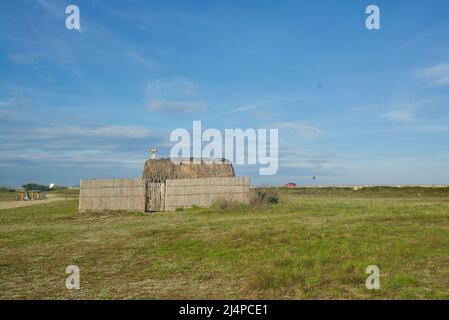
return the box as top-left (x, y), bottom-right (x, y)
top-left (250, 188), bottom-right (279, 208)
top-left (22, 183), bottom-right (51, 191)
top-left (210, 189), bottom-right (280, 211)
top-left (212, 198), bottom-right (245, 210)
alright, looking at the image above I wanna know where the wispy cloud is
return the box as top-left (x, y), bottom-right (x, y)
top-left (145, 79), bottom-right (200, 96)
top-left (399, 125), bottom-right (449, 133)
top-left (34, 0), bottom-right (66, 19)
top-left (216, 104), bottom-right (259, 117)
top-left (383, 109), bottom-right (415, 123)
top-left (271, 122), bottom-right (325, 139)
top-left (127, 50), bottom-right (160, 69)
top-left (0, 98), bottom-right (16, 107)
top-left (361, 96), bottom-right (449, 124)
top-left (7, 53), bottom-right (37, 65)
top-left (33, 125), bottom-right (153, 139)
top-left (414, 62), bottom-right (449, 87)
top-left (214, 99), bottom-right (281, 118)
top-left (145, 79), bottom-right (207, 113)
top-left (267, 149), bottom-right (346, 180)
top-left (0, 123), bottom-right (168, 178)
top-left (148, 100), bottom-right (207, 113)
top-left (0, 149), bottom-right (143, 169)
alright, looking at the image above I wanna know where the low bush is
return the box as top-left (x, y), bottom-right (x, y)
top-left (250, 188), bottom-right (279, 208)
top-left (212, 198), bottom-right (246, 210)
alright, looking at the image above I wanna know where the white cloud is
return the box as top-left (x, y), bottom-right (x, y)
top-left (34, 125), bottom-right (152, 139)
top-left (402, 125), bottom-right (449, 133)
top-left (378, 96), bottom-right (449, 124)
top-left (144, 79), bottom-right (207, 113)
top-left (383, 109), bottom-right (415, 122)
top-left (282, 159), bottom-right (338, 171)
top-left (0, 98), bottom-right (16, 107)
top-left (145, 79), bottom-right (200, 97)
top-left (35, 0), bottom-right (64, 18)
top-left (127, 50), bottom-right (159, 69)
top-left (271, 122), bottom-right (325, 139)
top-left (414, 62), bottom-right (449, 87)
top-left (148, 100), bottom-right (207, 113)
top-left (216, 105), bottom-right (259, 117)
top-left (0, 149), bottom-right (143, 169)
top-left (8, 53), bottom-right (37, 65)
top-left (0, 123), bottom-right (170, 179)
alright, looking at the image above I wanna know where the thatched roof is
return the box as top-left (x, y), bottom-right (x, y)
top-left (142, 158), bottom-right (235, 183)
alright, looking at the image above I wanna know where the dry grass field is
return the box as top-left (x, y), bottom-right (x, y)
top-left (1, 187), bottom-right (449, 299)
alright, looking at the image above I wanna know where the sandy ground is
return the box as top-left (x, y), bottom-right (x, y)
top-left (0, 196), bottom-right (65, 210)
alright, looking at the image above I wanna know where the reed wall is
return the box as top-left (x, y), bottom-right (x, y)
top-left (79, 177), bottom-right (250, 212)
top-left (79, 179), bottom-right (146, 212)
top-left (164, 177), bottom-right (250, 211)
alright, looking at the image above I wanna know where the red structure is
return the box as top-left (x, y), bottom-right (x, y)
top-left (285, 182), bottom-right (297, 188)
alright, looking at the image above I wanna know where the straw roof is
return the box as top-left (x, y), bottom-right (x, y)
top-left (142, 158), bottom-right (235, 183)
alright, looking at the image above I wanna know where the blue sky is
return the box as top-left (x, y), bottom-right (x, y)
top-left (1, 0), bottom-right (449, 186)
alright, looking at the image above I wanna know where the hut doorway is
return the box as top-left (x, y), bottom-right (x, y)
top-left (146, 182), bottom-right (165, 212)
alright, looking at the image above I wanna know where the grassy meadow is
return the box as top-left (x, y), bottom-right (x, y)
top-left (0, 188), bottom-right (16, 202)
top-left (1, 187), bottom-right (449, 299)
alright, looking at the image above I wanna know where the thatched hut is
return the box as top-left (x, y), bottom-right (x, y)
top-left (79, 157), bottom-right (247, 212)
top-left (142, 158), bottom-right (235, 183)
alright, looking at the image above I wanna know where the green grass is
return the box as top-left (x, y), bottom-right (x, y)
top-left (1, 187), bottom-right (449, 299)
top-left (0, 188), bottom-right (16, 202)
top-left (49, 188), bottom-right (80, 197)
top-left (0, 188), bottom-right (79, 202)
